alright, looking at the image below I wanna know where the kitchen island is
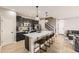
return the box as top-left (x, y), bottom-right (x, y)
top-left (24, 31), bottom-right (54, 53)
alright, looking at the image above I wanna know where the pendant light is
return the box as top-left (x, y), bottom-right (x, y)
top-left (35, 6), bottom-right (40, 20)
top-left (45, 11), bottom-right (48, 22)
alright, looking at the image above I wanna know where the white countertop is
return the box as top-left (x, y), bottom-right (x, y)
top-left (24, 31), bottom-right (53, 41)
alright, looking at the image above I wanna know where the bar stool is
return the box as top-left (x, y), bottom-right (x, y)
top-left (45, 35), bottom-right (51, 47)
top-left (50, 33), bottom-right (55, 44)
top-left (34, 36), bottom-right (47, 53)
top-left (45, 33), bottom-right (54, 48)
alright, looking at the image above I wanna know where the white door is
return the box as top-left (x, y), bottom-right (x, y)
top-left (58, 20), bottom-right (64, 34)
top-left (1, 16), bottom-right (16, 45)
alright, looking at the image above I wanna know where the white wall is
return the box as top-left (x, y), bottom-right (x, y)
top-left (0, 8), bottom-right (16, 45)
top-left (0, 17), bottom-right (1, 45)
top-left (56, 18), bottom-right (79, 34)
top-left (55, 17), bottom-right (79, 35)
top-left (64, 18), bottom-right (79, 33)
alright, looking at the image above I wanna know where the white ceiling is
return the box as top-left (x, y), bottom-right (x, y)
top-left (1, 6), bottom-right (79, 19)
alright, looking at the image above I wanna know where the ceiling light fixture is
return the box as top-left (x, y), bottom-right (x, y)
top-left (35, 6), bottom-right (40, 21)
top-left (45, 11), bottom-right (48, 22)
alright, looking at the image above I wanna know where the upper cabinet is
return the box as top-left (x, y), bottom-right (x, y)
top-left (16, 16), bottom-right (39, 33)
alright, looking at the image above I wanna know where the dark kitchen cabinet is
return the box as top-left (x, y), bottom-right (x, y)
top-left (16, 32), bottom-right (26, 41)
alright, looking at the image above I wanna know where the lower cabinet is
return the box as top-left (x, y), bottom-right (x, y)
top-left (16, 32), bottom-right (25, 41)
top-left (25, 36), bottom-right (29, 51)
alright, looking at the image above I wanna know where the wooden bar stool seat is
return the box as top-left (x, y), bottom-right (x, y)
top-left (50, 33), bottom-right (55, 44)
top-left (45, 35), bottom-right (51, 47)
top-left (34, 36), bottom-right (47, 53)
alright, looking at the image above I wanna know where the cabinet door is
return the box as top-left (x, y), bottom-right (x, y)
top-left (1, 14), bottom-right (16, 45)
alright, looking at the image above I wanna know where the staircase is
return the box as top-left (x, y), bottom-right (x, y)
top-left (45, 22), bottom-right (55, 31)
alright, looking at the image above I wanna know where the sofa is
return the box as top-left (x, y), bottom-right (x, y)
top-left (66, 30), bottom-right (79, 40)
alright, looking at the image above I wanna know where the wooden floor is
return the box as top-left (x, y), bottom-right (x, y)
top-left (47, 35), bottom-right (75, 53)
top-left (0, 35), bottom-right (76, 53)
top-left (0, 46), bottom-right (1, 52)
top-left (1, 41), bottom-right (28, 53)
